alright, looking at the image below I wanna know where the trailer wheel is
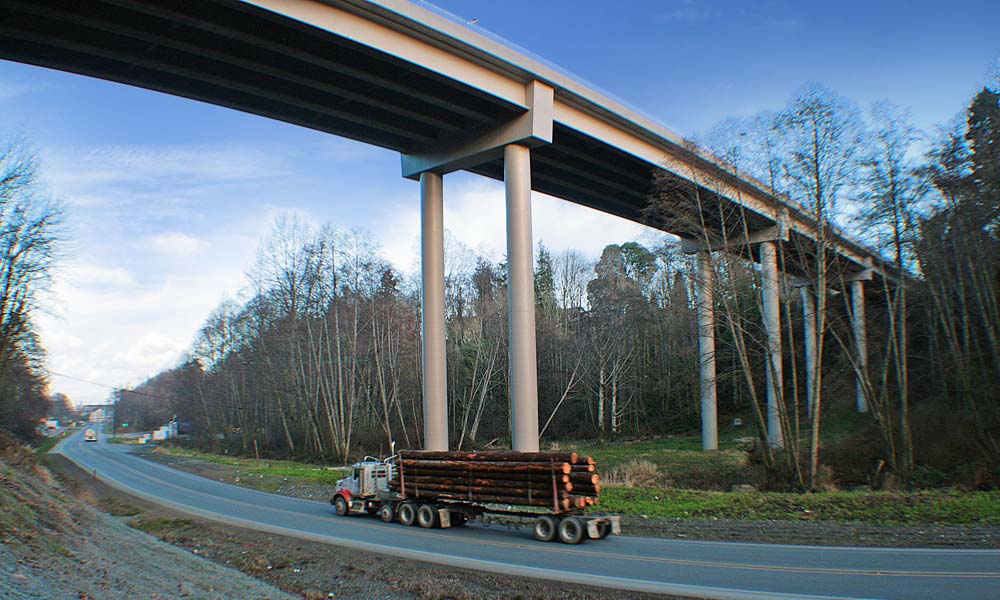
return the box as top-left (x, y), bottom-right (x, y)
top-left (416, 504), bottom-right (440, 528)
top-left (533, 515), bottom-right (558, 542)
top-left (378, 504), bottom-right (395, 523)
top-left (558, 516), bottom-right (586, 544)
top-left (333, 495), bottom-right (349, 517)
top-left (398, 502), bottom-right (417, 526)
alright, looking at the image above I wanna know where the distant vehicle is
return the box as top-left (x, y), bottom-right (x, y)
top-left (84, 429), bottom-right (97, 442)
top-left (330, 451), bottom-right (618, 544)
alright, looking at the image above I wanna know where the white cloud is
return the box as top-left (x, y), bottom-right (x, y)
top-left (43, 143), bottom-right (292, 192)
top-left (77, 264), bottom-right (138, 287)
top-left (36, 211), bottom-right (272, 406)
top-left (147, 232), bottom-right (206, 258)
top-left (0, 81), bottom-right (33, 101)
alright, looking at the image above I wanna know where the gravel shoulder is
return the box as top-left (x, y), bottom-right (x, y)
top-left (139, 445), bottom-right (1000, 549)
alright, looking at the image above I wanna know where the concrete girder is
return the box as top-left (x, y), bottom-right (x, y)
top-left (680, 217), bottom-right (789, 256)
top-left (402, 81), bottom-right (553, 178)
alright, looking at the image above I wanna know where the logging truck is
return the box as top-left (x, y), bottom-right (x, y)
top-left (330, 451), bottom-right (619, 544)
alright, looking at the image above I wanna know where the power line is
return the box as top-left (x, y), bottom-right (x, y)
top-left (43, 368), bottom-right (291, 419)
top-left (41, 368), bottom-right (181, 403)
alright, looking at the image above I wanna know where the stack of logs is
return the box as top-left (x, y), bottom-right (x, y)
top-left (389, 450), bottom-right (600, 512)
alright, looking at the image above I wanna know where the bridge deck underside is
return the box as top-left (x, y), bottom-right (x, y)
top-left (1, 0), bottom-right (871, 279)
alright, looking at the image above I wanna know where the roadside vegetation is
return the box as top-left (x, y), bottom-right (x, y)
top-left (146, 445), bottom-right (347, 496)
top-left (598, 488), bottom-right (1000, 526)
top-left (148, 436), bottom-right (1000, 528)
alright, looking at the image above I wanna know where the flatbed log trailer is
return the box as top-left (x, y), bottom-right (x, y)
top-left (330, 453), bottom-right (620, 544)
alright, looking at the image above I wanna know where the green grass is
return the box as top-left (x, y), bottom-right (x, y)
top-left (31, 434), bottom-right (67, 455)
top-left (156, 447), bottom-right (348, 484)
top-left (593, 486), bottom-right (1000, 525)
top-left (131, 516), bottom-right (194, 534)
top-left (577, 433), bottom-right (753, 489)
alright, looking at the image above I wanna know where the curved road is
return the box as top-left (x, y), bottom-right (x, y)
top-left (54, 429), bottom-right (999, 600)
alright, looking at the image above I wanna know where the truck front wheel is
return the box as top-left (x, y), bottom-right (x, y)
top-left (398, 502), bottom-right (417, 526)
top-left (378, 504), bottom-right (395, 523)
top-left (417, 504), bottom-right (440, 528)
top-left (333, 496), bottom-right (349, 517)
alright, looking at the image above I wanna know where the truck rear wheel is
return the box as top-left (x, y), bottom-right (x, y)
top-left (333, 496), bottom-right (349, 517)
top-left (558, 516), bottom-right (586, 544)
top-left (416, 504), bottom-right (440, 528)
top-left (398, 502), bottom-right (417, 526)
top-left (533, 515), bottom-right (558, 542)
top-left (378, 504), bottom-right (395, 523)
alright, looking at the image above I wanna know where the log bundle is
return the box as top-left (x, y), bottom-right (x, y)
top-left (389, 450), bottom-right (600, 513)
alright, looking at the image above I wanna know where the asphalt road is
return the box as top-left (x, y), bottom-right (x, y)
top-left (53, 429), bottom-right (1000, 600)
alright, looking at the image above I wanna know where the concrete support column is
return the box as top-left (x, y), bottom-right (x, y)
top-left (696, 251), bottom-right (718, 451)
top-left (420, 172), bottom-right (448, 451)
top-left (504, 144), bottom-right (540, 452)
top-left (760, 241), bottom-right (784, 448)
top-left (800, 287), bottom-right (817, 418)
top-left (852, 280), bottom-right (869, 413)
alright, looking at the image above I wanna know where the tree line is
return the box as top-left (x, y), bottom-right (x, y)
top-left (133, 219), bottom-right (703, 462)
top-left (0, 138), bottom-right (62, 440)
top-left (127, 82), bottom-right (999, 489)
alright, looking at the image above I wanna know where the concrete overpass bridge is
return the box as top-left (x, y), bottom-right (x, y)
top-left (0, 0), bottom-right (886, 450)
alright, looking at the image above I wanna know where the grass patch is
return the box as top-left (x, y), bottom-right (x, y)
top-left (593, 486), bottom-right (1000, 525)
top-left (131, 516), bottom-right (194, 534)
top-left (578, 435), bottom-right (753, 490)
top-left (98, 497), bottom-right (142, 517)
top-left (155, 446), bottom-right (348, 485)
top-left (31, 433), bottom-right (70, 455)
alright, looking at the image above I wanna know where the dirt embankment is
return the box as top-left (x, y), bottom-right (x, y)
top-left (0, 435), bottom-right (294, 600)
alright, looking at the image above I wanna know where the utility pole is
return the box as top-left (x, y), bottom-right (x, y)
top-left (113, 389), bottom-right (121, 440)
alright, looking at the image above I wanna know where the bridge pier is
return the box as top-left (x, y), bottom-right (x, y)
top-left (696, 251), bottom-right (718, 451)
top-left (505, 144), bottom-right (540, 452)
top-left (760, 241), bottom-right (784, 448)
top-left (851, 279), bottom-right (868, 413)
top-left (800, 286), bottom-right (818, 418)
top-left (420, 171), bottom-right (448, 451)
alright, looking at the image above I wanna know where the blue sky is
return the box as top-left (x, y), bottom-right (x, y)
top-left (0, 0), bottom-right (996, 406)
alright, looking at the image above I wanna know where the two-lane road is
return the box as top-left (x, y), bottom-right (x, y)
top-left (53, 430), bottom-right (1000, 600)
